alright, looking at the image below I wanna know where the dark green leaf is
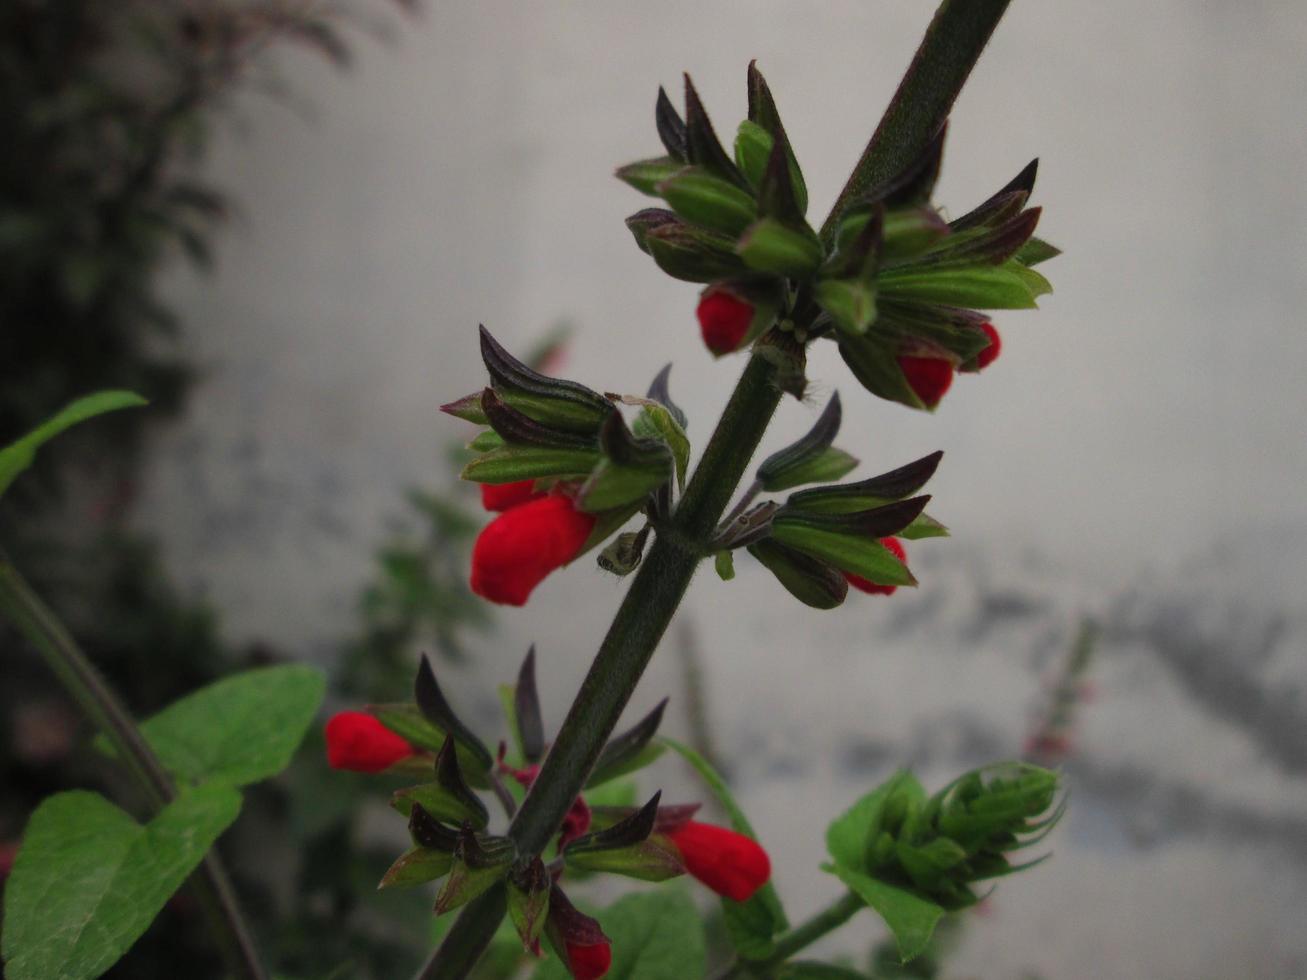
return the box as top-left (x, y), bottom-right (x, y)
top-left (515, 647), bottom-right (546, 764)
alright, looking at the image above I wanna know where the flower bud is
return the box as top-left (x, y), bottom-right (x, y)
top-left (696, 288), bottom-right (754, 355)
top-left (481, 480), bottom-right (543, 512)
top-left (565, 939), bottom-right (612, 980)
top-left (896, 355), bottom-right (953, 408)
top-left (662, 821), bottom-right (771, 902)
top-left (846, 537), bottom-right (907, 596)
top-left (545, 885), bottom-right (612, 980)
top-left (975, 322), bottom-right (1002, 370)
top-left (470, 493), bottom-right (597, 606)
top-left (325, 711), bottom-right (415, 773)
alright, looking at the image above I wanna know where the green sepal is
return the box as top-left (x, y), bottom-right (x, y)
top-left (655, 86), bottom-right (688, 161)
top-left (462, 446), bottom-right (602, 484)
top-left (434, 831), bottom-right (516, 916)
top-left (912, 208), bottom-right (1041, 270)
top-left (879, 208), bottom-right (952, 264)
top-left (877, 263), bottom-right (1041, 310)
top-left (368, 703), bottom-right (491, 789)
top-left (378, 846), bottom-right (454, 890)
top-left (683, 74), bottom-right (746, 187)
top-left (587, 699), bottom-right (668, 788)
top-left (644, 219), bottom-right (749, 282)
top-left (949, 159), bottom-right (1037, 231)
top-left (900, 513), bottom-right (949, 540)
top-left (733, 120), bottom-right (774, 192)
top-left (565, 839), bottom-right (685, 882)
top-left (815, 278), bottom-right (878, 336)
top-left (629, 397), bottom-right (690, 490)
top-left (873, 300), bottom-right (994, 366)
top-left (837, 331), bottom-right (927, 410)
top-left (746, 61), bottom-right (808, 214)
top-left (389, 736), bottom-right (489, 830)
top-left (626, 207), bottom-right (682, 254)
top-left (479, 325), bottom-right (613, 433)
top-left (1014, 236), bottom-right (1060, 267)
top-left (513, 646), bottom-right (546, 764)
top-left (747, 539), bottom-right (848, 610)
top-left (657, 167), bottom-right (757, 237)
top-left (415, 655), bottom-right (494, 773)
top-left (467, 429), bottom-right (505, 452)
top-left (441, 392), bottom-right (490, 425)
top-left (769, 522), bottom-right (917, 588)
top-left (714, 551), bottom-right (736, 581)
top-left (756, 133), bottom-right (807, 230)
top-left (577, 458), bottom-right (670, 512)
top-left (616, 156), bottom-right (684, 196)
top-left (508, 858), bottom-right (551, 952)
top-left (480, 389), bottom-right (598, 449)
top-left (757, 392), bottom-right (856, 492)
top-left (737, 217), bottom-right (822, 278)
top-left (786, 451), bottom-right (941, 513)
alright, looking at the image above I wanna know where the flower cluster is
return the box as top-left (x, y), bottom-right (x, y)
top-left (325, 651), bottom-right (771, 979)
top-left (618, 66), bottom-right (1054, 411)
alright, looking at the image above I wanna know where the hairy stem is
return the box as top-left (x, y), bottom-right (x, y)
top-left (0, 559), bottom-right (270, 980)
top-left (820, 0), bottom-right (1013, 242)
top-left (713, 891), bottom-right (865, 979)
top-left (421, 2), bottom-right (1015, 974)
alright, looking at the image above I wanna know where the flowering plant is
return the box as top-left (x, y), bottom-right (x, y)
top-left (0, 2), bottom-right (1068, 979)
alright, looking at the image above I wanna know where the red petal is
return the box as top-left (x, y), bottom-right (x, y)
top-left (470, 494), bottom-right (597, 606)
top-left (696, 290), bottom-right (754, 355)
top-left (481, 480), bottom-right (544, 512)
top-left (897, 356), bottom-right (953, 407)
top-left (325, 711), bottom-right (414, 772)
top-left (665, 821), bottom-right (771, 902)
top-left (566, 940), bottom-right (612, 980)
top-left (975, 322), bottom-right (1002, 370)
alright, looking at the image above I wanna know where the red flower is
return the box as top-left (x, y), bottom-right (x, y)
top-left (481, 480), bottom-right (544, 512)
top-left (696, 289), bottom-right (754, 355)
top-left (975, 322), bottom-right (1002, 370)
top-left (897, 355), bottom-right (953, 408)
top-left (663, 821), bottom-right (771, 902)
top-left (846, 536), bottom-right (906, 596)
top-left (325, 711), bottom-right (415, 772)
top-left (470, 493), bottom-right (596, 606)
top-left (564, 939), bottom-right (612, 980)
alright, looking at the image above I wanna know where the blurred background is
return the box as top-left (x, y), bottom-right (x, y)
top-left (2, 2), bottom-right (1306, 978)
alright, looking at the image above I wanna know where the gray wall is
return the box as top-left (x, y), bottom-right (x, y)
top-left (144, 3), bottom-right (1307, 977)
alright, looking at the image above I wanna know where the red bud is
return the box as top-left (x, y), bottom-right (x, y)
top-left (696, 289), bottom-right (754, 355)
top-left (846, 536), bottom-right (907, 596)
top-left (897, 356), bottom-right (953, 408)
top-left (565, 939), bottom-right (612, 980)
top-left (975, 322), bottom-right (1002, 370)
top-left (481, 480), bottom-right (544, 512)
top-left (325, 711), bottom-right (415, 772)
top-left (664, 821), bottom-right (771, 902)
top-left (470, 493), bottom-right (597, 606)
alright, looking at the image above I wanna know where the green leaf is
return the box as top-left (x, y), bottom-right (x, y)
top-left (462, 446), bottom-right (601, 484)
top-left (770, 524), bottom-right (915, 588)
top-left (0, 391), bottom-right (147, 499)
top-left (532, 889), bottom-right (705, 980)
top-left (737, 217), bottom-right (823, 278)
top-left (877, 265), bottom-right (1039, 310)
top-left (825, 771), bottom-right (925, 871)
top-left (128, 665), bottom-right (324, 787)
top-left (662, 738), bottom-right (788, 956)
top-left (2, 786), bottom-right (242, 980)
top-left (823, 863), bottom-right (943, 963)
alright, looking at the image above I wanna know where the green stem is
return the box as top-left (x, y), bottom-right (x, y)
top-left (420, 2), bottom-right (1016, 974)
top-left (714, 891), bottom-right (865, 979)
top-left (0, 559), bottom-right (270, 980)
top-left (819, 0), bottom-right (1013, 242)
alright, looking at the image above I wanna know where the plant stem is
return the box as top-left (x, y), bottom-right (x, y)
top-left (713, 891), bottom-right (865, 979)
top-left (421, 2), bottom-right (1016, 974)
top-left (819, 0), bottom-right (1013, 242)
top-left (0, 559), bottom-right (270, 980)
